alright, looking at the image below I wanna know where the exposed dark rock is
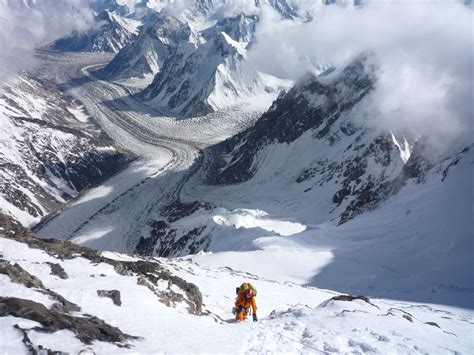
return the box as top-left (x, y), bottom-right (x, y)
top-left (1, 73), bottom-right (134, 225)
top-left (13, 324), bottom-right (37, 354)
top-left (97, 290), bottom-right (122, 306)
top-left (122, 260), bottom-right (203, 315)
top-left (425, 321), bottom-right (440, 328)
top-left (0, 297), bottom-right (137, 346)
top-left (166, 201), bottom-right (213, 223)
top-left (50, 298), bottom-right (81, 314)
top-left (326, 294), bottom-right (382, 310)
top-left (0, 260), bottom-right (43, 288)
top-left (135, 221), bottom-right (168, 256)
top-left (331, 294), bottom-right (373, 305)
top-left (0, 257), bottom-right (81, 314)
top-left (45, 262), bottom-right (68, 279)
top-left (136, 218), bottom-right (210, 258)
top-left (442, 146), bottom-right (470, 181)
top-left (14, 324), bottom-right (65, 354)
top-left (338, 140), bottom-right (435, 224)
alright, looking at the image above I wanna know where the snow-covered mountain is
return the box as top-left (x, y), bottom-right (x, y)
top-left (52, 10), bottom-right (140, 53)
top-left (101, 16), bottom-right (183, 80)
top-left (140, 13), bottom-right (290, 117)
top-left (0, 72), bottom-right (132, 226)
top-left (204, 59), bottom-right (414, 224)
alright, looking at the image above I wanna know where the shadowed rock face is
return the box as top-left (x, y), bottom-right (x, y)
top-left (207, 60), bottom-right (375, 185)
top-left (135, 200), bottom-right (213, 258)
top-left (198, 58), bottom-right (441, 226)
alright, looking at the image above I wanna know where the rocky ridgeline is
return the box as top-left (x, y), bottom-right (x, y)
top-left (204, 58), bottom-right (425, 224)
top-left (0, 214), bottom-right (203, 351)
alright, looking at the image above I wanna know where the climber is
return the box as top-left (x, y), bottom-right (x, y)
top-left (233, 282), bottom-right (257, 322)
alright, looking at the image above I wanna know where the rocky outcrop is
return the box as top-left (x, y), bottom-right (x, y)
top-left (0, 297), bottom-right (136, 346)
top-left (141, 222), bottom-right (208, 258)
top-left (207, 59), bottom-right (375, 185)
top-left (0, 213), bottom-right (205, 350)
top-left (330, 294), bottom-right (378, 308)
top-left (0, 213), bottom-right (203, 315)
top-left (101, 16), bottom-right (181, 79)
top-left (141, 14), bottom-right (283, 117)
top-left (97, 290), bottom-right (122, 306)
top-left (0, 258), bottom-right (80, 313)
top-left (45, 262), bottom-right (68, 279)
top-left (337, 140), bottom-right (436, 224)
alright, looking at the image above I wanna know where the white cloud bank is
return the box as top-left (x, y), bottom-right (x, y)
top-left (249, 1), bottom-right (473, 150)
top-left (0, 0), bottom-right (94, 85)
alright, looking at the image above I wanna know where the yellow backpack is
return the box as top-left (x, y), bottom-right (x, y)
top-left (237, 282), bottom-right (257, 297)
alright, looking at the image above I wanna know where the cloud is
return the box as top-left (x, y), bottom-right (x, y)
top-left (248, 1), bottom-right (473, 151)
top-left (162, 0), bottom-right (194, 17)
top-left (213, 0), bottom-right (260, 18)
top-left (0, 0), bottom-right (94, 85)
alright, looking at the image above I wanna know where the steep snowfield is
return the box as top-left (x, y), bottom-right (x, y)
top-left (1, 218), bottom-right (473, 353)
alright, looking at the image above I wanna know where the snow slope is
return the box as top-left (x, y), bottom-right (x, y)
top-left (1, 2), bottom-right (470, 352)
top-left (1, 218), bottom-right (472, 354)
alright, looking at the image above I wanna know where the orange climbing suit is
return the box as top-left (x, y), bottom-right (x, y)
top-left (235, 292), bottom-right (257, 321)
